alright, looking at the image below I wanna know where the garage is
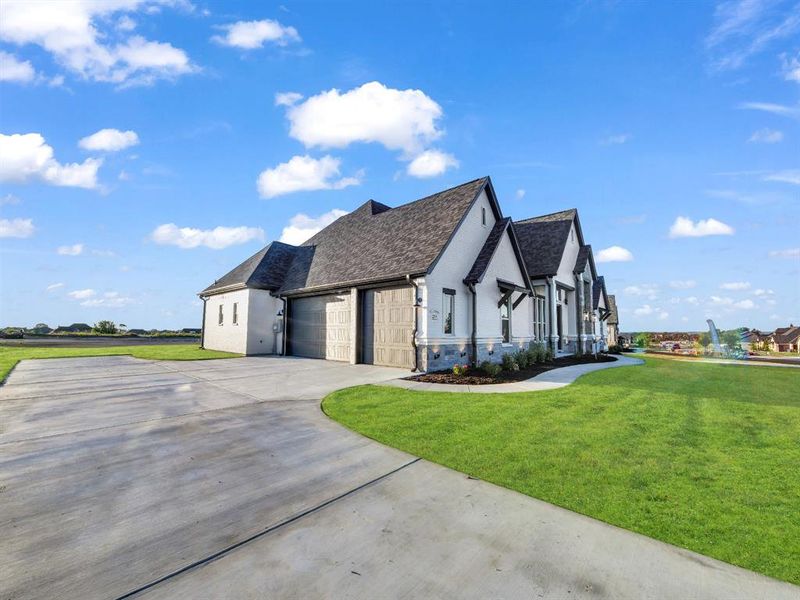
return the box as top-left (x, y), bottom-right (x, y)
top-left (362, 286), bottom-right (415, 369)
top-left (289, 293), bottom-right (351, 361)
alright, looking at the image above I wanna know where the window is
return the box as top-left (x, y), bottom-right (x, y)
top-left (443, 288), bottom-right (455, 334)
top-left (500, 298), bottom-right (510, 343)
top-left (534, 296), bottom-right (546, 340)
top-left (481, 206), bottom-right (486, 226)
top-left (232, 302), bottom-right (239, 325)
top-left (218, 304), bottom-right (224, 325)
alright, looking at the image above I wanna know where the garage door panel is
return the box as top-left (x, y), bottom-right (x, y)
top-left (291, 294), bottom-right (351, 361)
top-left (363, 286), bottom-right (414, 369)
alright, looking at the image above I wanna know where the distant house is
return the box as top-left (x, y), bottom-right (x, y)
top-left (53, 323), bottom-right (93, 334)
top-left (180, 328), bottom-right (201, 334)
top-left (741, 328), bottom-right (769, 352)
top-left (769, 325), bottom-right (800, 353)
top-left (127, 329), bottom-right (148, 335)
top-left (199, 177), bottom-right (621, 369)
top-left (606, 295), bottom-right (620, 347)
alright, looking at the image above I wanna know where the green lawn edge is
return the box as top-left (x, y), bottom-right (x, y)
top-left (322, 357), bottom-right (800, 585)
top-left (0, 344), bottom-right (239, 384)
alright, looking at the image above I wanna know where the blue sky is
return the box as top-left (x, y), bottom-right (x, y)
top-left (1, 0), bottom-right (798, 332)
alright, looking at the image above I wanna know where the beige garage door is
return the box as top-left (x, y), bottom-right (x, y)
top-left (290, 293), bottom-right (351, 361)
top-left (362, 286), bottom-right (415, 369)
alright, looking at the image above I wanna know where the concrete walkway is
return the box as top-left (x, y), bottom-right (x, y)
top-left (385, 354), bottom-right (644, 393)
top-left (1, 355), bottom-right (796, 599)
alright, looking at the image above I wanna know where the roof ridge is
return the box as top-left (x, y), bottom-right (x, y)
top-left (385, 176), bottom-right (488, 212)
top-left (515, 207), bottom-right (577, 224)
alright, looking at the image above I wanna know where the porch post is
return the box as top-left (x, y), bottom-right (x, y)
top-left (547, 276), bottom-right (558, 354)
top-left (575, 274), bottom-right (584, 356)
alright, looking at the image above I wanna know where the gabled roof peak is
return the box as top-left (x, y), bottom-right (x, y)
top-left (515, 208), bottom-right (577, 225)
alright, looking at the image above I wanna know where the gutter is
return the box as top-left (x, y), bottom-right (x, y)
top-left (200, 297), bottom-right (207, 349)
top-left (280, 296), bottom-right (288, 356)
top-left (468, 282), bottom-right (478, 365)
top-left (406, 275), bottom-right (419, 372)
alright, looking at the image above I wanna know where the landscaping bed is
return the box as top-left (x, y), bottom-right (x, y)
top-left (406, 353), bottom-right (617, 385)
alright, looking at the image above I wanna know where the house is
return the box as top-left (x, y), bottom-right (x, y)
top-left (768, 325), bottom-right (800, 353)
top-left (741, 328), bottom-right (769, 352)
top-left (200, 177), bottom-right (537, 371)
top-left (53, 323), bottom-right (93, 334)
top-left (514, 209), bottom-right (611, 355)
top-left (200, 176), bottom-right (618, 370)
top-left (592, 275), bottom-right (611, 351)
top-left (606, 295), bottom-right (620, 347)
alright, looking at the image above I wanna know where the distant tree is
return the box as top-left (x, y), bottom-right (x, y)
top-left (698, 331), bottom-right (711, 348)
top-left (93, 320), bottom-right (118, 334)
top-left (31, 322), bottom-right (52, 334)
top-left (634, 332), bottom-right (652, 348)
top-left (721, 329), bottom-right (741, 349)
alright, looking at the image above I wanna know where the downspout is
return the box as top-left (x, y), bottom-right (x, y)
top-left (468, 283), bottom-right (478, 365)
top-left (406, 275), bottom-right (419, 372)
top-left (280, 296), bottom-right (288, 356)
top-left (199, 296), bottom-right (207, 349)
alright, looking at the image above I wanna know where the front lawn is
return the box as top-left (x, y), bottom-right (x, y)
top-left (323, 356), bottom-right (800, 585)
top-left (0, 344), bottom-right (238, 383)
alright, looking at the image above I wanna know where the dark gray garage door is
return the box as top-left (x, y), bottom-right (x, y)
top-left (362, 286), bottom-right (415, 369)
top-left (290, 293), bottom-right (351, 361)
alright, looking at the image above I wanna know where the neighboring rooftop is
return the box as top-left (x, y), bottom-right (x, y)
top-left (464, 217), bottom-right (511, 284)
top-left (592, 275), bottom-right (606, 310)
top-left (607, 295), bottom-right (619, 325)
top-left (201, 241), bottom-right (299, 296)
top-left (513, 209), bottom-right (577, 278)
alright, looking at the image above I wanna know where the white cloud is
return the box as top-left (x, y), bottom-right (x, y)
top-left (274, 91), bottom-right (303, 107)
top-left (81, 291), bottom-right (134, 307)
top-left (406, 149), bottom-right (459, 178)
top-left (57, 243), bottom-right (84, 256)
top-left (634, 304), bottom-right (667, 318)
top-left (0, 193), bottom-right (21, 206)
top-left (781, 51), bottom-right (800, 83)
top-left (753, 288), bottom-right (774, 296)
top-left (212, 19), bottom-right (300, 49)
top-left (748, 128), bottom-right (783, 143)
top-left (709, 295), bottom-right (757, 310)
top-left (515, 189), bottom-right (526, 200)
top-left (117, 16), bottom-right (137, 32)
top-left (257, 155), bottom-right (361, 199)
top-left (0, 217), bottom-right (35, 238)
top-left (68, 288), bottom-right (95, 300)
top-left (763, 169), bottom-right (800, 185)
top-left (734, 299), bottom-right (756, 309)
top-left (669, 280), bottom-right (696, 289)
top-left (150, 223), bottom-right (265, 250)
top-left (658, 311), bottom-right (669, 320)
top-left (281, 81), bottom-right (444, 156)
top-left (668, 216), bottom-right (734, 238)
top-left (738, 101), bottom-right (800, 119)
top-left (596, 245), bottom-right (633, 263)
top-left (686, 296), bottom-right (699, 305)
top-left (279, 208), bottom-right (349, 246)
top-left (720, 281), bottom-right (750, 290)
top-left (624, 284), bottom-right (659, 300)
top-left (46, 282), bottom-right (64, 291)
top-left (0, 50), bottom-right (35, 82)
top-left (0, 133), bottom-right (101, 189)
top-left (769, 247), bottom-right (800, 259)
top-left (600, 133), bottom-right (631, 145)
top-left (705, 0), bottom-right (800, 70)
top-left (79, 128), bottom-right (139, 152)
top-left (0, 1), bottom-right (196, 87)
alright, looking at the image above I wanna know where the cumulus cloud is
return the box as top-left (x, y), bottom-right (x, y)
top-left (68, 288), bottom-right (95, 300)
top-left (57, 243), bottom-right (84, 256)
top-left (79, 128), bottom-right (139, 152)
top-left (669, 280), bottom-right (696, 289)
top-left (0, 50), bottom-right (35, 83)
top-left (257, 155), bottom-right (361, 199)
top-left (781, 51), bottom-right (800, 83)
top-left (80, 291), bottom-right (134, 307)
top-left (279, 209), bottom-right (349, 246)
top-left (668, 216), bottom-right (734, 238)
top-left (720, 281), bottom-right (750, 290)
top-left (763, 169), bottom-right (800, 185)
top-left (274, 91), bottom-right (303, 107)
top-left (150, 223), bottom-right (265, 250)
top-left (709, 295), bottom-right (757, 310)
top-left (0, 193), bottom-right (20, 206)
top-left (596, 245), bottom-right (634, 263)
top-left (0, 133), bottom-right (101, 189)
top-left (748, 128), bottom-right (783, 143)
top-left (0, 1), bottom-right (196, 87)
top-left (769, 247), bottom-right (800, 259)
top-left (0, 217), bottom-right (35, 238)
top-left (515, 189), bottom-right (526, 200)
top-left (406, 150), bottom-right (459, 178)
top-left (212, 19), bottom-right (300, 49)
top-left (280, 81), bottom-right (444, 156)
top-left (753, 288), bottom-right (774, 296)
top-left (624, 284), bottom-right (659, 300)
top-left (634, 304), bottom-right (668, 320)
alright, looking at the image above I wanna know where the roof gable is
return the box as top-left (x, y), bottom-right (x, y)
top-left (463, 218), bottom-right (532, 289)
top-left (201, 241), bottom-right (298, 295)
top-left (514, 208), bottom-right (580, 278)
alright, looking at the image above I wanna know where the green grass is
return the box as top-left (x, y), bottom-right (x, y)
top-left (0, 344), bottom-right (238, 383)
top-left (323, 356), bottom-right (800, 585)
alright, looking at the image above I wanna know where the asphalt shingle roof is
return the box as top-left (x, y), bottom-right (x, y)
top-left (463, 217), bottom-right (511, 284)
top-left (607, 294), bottom-right (619, 325)
top-left (275, 177), bottom-right (490, 294)
top-left (574, 244), bottom-right (592, 274)
top-left (201, 241), bottom-right (298, 295)
top-left (593, 275), bottom-right (606, 310)
top-left (513, 209), bottom-right (576, 278)
top-left (773, 325), bottom-right (800, 343)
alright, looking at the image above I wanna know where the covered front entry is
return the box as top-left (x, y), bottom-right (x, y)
top-left (289, 293), bottom-right (351, 361)
top-left (362, 286), bottom-right (415, 369)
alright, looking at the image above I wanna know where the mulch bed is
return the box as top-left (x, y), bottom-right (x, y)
top-left (405, 354), bottom-right (618, 385)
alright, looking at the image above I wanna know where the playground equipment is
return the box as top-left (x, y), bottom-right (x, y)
top-left (707, 319), bottom-right (723, 355)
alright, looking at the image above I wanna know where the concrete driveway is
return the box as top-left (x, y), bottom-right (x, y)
top-left (1, 356), bottom-right (796, 600)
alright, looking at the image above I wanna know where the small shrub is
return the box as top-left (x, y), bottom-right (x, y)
top-left (501, 352), bottom-right (518, 371)
top-left (544, 346), bottom-right (554, 362)
top-left (452, 363), bottom-right (469, 376)
top-left (480, 360), bottom-right (502, 377)
top-left (527, 342), bottom-right (547, 364)
top-left (607, 344), bottom-right (623, 354)
top-left (515, 349), bottom-right (530, 369)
